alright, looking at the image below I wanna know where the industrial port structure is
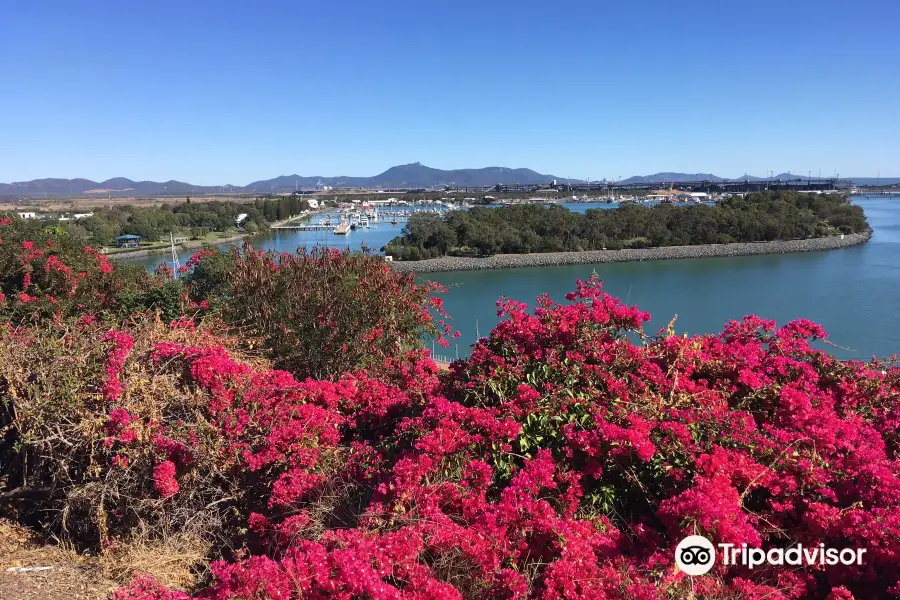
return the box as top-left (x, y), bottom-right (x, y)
top-left (433, 177), bottom-right (847, 195)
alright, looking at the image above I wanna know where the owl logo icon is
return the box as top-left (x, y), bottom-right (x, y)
top-left (675, 535), bottom-right (715, 576)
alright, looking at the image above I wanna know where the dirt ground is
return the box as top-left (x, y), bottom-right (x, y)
top-left (0, 521), bottom-right (114, 600)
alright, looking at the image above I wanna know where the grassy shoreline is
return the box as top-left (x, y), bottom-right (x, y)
top-left (103, 212), bottom-right (322, 260)
top-left (104, 232), bottom-right (256, 259)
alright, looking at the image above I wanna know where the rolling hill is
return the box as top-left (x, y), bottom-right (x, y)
top-left (0, 163), bottom-right (563, 197)
top-left (0, 165), bottom-right (892, 198)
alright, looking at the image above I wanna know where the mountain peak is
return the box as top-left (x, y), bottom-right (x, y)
top-left (0, 167), bottom-right (867, 198)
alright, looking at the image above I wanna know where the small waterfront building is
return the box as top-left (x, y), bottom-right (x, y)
top-left (115, 234), bottom-right (142, 248)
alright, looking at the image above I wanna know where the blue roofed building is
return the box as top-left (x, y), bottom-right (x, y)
top-left (115, 234), bottom-right (142, 248)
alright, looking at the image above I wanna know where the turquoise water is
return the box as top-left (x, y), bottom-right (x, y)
top-left (119, 202), bottom-right (633, 270)
top-left (428, 197), bottom-right (900, 360)
top-left (122, 198), bottom-right (900, 360)
top-left (119, 201), bottom-right (635, 271)
top-left (121, 207), bottom-right (444, 270)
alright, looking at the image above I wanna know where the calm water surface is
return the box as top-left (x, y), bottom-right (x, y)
top-left (123, 209), bottom-right (426, 270)
top-left (428, 197), bottom-right (900, 360)
top-left (123, 204), bottom-right (615, 270)
top-left (123, 198), bottom-right (899, 360)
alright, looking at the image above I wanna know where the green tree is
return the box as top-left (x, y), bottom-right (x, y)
top-left (384, 192), bottom-right (868, 260)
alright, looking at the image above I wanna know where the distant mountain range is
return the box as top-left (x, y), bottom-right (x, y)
top-left (243, 163), bottom-right (559, 192)
top-left (0, 164), bottom-right (561, 198)
top-left (618, 172), bottom-right (812, 184)
top-left (0, 164), bottom-right (895, 198)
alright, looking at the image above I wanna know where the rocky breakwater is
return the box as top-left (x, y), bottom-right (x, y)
top-left (389, 231), bottom-right (872, 274)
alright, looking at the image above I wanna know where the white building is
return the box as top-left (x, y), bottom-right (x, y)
top-left (306, 198), bottom-right (319, 209)
top-left (235, 213), bottom-right (248, 224)
top-left (17, 212), bottom-right (37, 219)
top-left (73, 212), bottom-right (94, 219)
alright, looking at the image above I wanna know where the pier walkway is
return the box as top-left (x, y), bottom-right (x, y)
top-left (271, 223), bottom-right (333, 231)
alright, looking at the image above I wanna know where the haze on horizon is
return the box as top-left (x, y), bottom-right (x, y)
top-left (1, 0), bottom-right (897, 185)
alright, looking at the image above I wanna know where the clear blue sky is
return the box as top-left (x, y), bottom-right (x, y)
top-left (1, 0), bottom-right (897, 184)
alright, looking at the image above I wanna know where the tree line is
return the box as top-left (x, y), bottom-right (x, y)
top-left (29, 196), bottom-right (312, 246)
top-left (384, 191), bottom-right (869, 259)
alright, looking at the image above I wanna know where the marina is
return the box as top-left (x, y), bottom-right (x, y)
top-left (118, 197), bottom-right (900, 361)
top-left (271, 204), bottom-right (453, 234)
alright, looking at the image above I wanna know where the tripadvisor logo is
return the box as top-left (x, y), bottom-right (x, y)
top-left (675, 535), bottom-right (716, 576)
top-left (675, 535), bottom-right (867, 576)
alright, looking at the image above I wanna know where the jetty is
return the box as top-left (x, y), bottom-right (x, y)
top-left (274, 223), bottom-right (332, 231)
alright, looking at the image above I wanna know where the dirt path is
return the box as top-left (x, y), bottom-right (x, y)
top-left (0, 521), bottom-right (114, 600)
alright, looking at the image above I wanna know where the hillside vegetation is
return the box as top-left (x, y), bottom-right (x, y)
top-left (0, 214), bottom-right (898, 600)
top-left (385, 191), bottom-right (869, 259)
top-left (12, 197), bottom-right (311, 247)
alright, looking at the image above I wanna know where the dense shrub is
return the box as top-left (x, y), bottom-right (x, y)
top-left (185, 244), bottom-right (452, 380)
top-left (0, 217), bottom-right (184, 322)
top-left (101, 275), bottom-right (900, 599)
top-left (0, 311), bottom-right (446, 570)
top-left (436, 277), bottom-right (900, 598)
top-left (0, 314), bottom-right (431, 551)
top-left (0, 316), bottom-right (254, 551)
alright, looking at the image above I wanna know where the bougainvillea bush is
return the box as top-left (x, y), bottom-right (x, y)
top-left (0, 315), bottom-right (254, 550)
top-left (2, 213), bottom-right (900, 599)
top-left (0, 217), bottom-right (184, 323)
top-left (113, 276), bottom-right (900, 600)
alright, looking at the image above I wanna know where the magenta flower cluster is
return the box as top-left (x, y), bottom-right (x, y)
top-left (95, 274), bottom-right (900, 599)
